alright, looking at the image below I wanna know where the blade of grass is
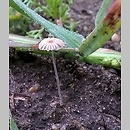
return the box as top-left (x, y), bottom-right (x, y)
top-left (95, 0), bottom-right (113, 26)
top-left (12, 0), bottom-right (84, 48)
top-left (10, 0), bottom-right (29, 18)
top-left (79, 0), bottom-right (121, 57)
top-left (9, 34), bottom-right (40, 47)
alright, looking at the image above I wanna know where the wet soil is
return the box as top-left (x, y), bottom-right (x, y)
top-left (9, 0), bottom-right (121, 130)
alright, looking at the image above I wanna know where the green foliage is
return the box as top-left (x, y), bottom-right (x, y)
top-left (95, 0), bottom-right (113, 26)
top-left (9, 6), bottom-right (32, 35)
top-left (26, 28), bottom-right (44, 39)
top-left (41, 0), bottom-right (75, 27)
top-left (9, 0), bottom-right (29, 17)
top-left (9, 110), bottom-right (19, 130)
top-left (10, 118), bottom-right (19, 130)
top-left (78, 0), bottom-right (121, 57)
top-left (10, 0), bottom-right (84, 47)
top-left (9, 0), bottom-right (121, 69)
top-left (31, 0), bottom-right (77, 31)
top-left (9, 0), bottom-right (77, 38)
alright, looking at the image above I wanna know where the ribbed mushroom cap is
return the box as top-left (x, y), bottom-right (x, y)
top-left (38, 38), bottom-right (65, 51)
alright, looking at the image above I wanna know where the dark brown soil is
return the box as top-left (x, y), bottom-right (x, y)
top-left (9, 0), bottom-right (121, 130)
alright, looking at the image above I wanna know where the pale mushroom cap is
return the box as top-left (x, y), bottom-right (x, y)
top-left (38, 38), bottom-right (65, 51)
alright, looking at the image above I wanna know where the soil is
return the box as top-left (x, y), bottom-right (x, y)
top-left (9, 0), bottom-right (121, 130)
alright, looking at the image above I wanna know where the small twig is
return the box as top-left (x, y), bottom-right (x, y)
top-left (9, 93), bottom-right (30, 109)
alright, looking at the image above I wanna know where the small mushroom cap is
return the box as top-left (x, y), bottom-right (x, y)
top-left (38, 38), bottom-right (65, 51)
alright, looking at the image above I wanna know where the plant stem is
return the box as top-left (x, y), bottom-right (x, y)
top-left (9, 34), bottom-right (121, 70)
top-left (51, 51), bottom-right (63, 106)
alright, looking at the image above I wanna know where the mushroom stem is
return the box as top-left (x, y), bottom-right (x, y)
top-left (51, 51), bottom-right (63, 106)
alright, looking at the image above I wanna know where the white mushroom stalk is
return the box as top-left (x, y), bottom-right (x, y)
top-left (38, 38), bottom-right (65, 106)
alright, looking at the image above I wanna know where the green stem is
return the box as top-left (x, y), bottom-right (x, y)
top-left (9, 34), bottom-right (121, 70)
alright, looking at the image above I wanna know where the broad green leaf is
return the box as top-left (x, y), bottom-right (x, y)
top-left (9, 0), bottom-right (29, 18)
top-left (95, 0), bottom-right (113, 26)
top-left (12, 0), bottom-right (84, 48)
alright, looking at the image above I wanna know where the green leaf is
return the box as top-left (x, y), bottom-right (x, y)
top-left (9, 34), bottom-right (40, 47)
top-left (41, 6), bottom-right (53, 17)
top-left (12, 0), bottom-right (84, 48)
top-left (95, 0), bottom-right (113, 26)
top-left (79, 0), bottom-right (121, 57)
top-left (9, 110), bottom-right (19, 130)
top-left (10, 118), bottom-right (19, 130)
top-left (9, 0), bottom-right (29, 18)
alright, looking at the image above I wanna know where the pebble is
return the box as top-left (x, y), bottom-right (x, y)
top-left (111, 33), bottom-right (121, 43)
top-left (52, 124), bottom-right (61, 130)
top-left (28, 83), bottom-right (41, 93)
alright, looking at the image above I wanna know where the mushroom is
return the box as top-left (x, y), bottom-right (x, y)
top-left (38, 37), bottom-right (65, 105)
